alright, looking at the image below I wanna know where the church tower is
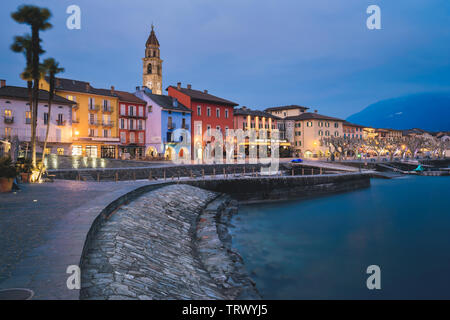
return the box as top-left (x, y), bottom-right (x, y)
top-left (142, 25), bottom-right (163, 94)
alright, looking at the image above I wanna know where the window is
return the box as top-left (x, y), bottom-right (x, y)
top-left (129, 119), bottom-right (134, 130)
top-left (138, 132), bottom-right (144, 143)
top-left (334, 123), bottom-right (339, 128)
top-left (318, 121), bottom-right (323, 127)
top-left (307, 121), bottom-right (313, 127)
top-left (148, 105), bottom-right (152, 113)
top-left (318, 130), bottom-right (323, 136)
top-left (101, 146), bottom-right (115, 159)
top-left (44, 113), bottom-right (49, 125)
top-left (129, 106), bottom-right (135, 116)
top-left (67, 95), bottom-right (76, 102)
top-left (138, 120), bottom-right (143, 130)
top-left (120, 132), bottom-right (126, 143)
top-left (197, 105), bottom-right (201, 116)
top-left (72, 145), bottom-right (82, 156)
top-left (325, 122), bottom-right (330, 127)
top-left (120, 119), bottom-right (125, 129)
top-left (86, 145), bottom-right (98, 158)
top-left (167, 116), bottom-right (173, 129)
top-left (207, 107), bottom-right (211, 117)
top-left (335, 131), bottom-right (339, 137)
top-left (325, 130), bottom-right (330, 136)
top-left (25, 111), bottom-right (31, 124)
top-left (103, 129), bottom-right (108, 137)
top-left (207, 125), bottom-right (211, 136)
top-left (57, 148), bottom-right (64, 155)
top-left (89, 129), bottom-right (95, 137)
top-left (130, 132), bottom-right (135, 143)
top-left (216, 125), bottom-right (220, 134)
top-left (216, 108), bottom-right (220, 118)
top-left (225, 126), bottom-right (229, 136)
top-left (225, 109), bottom-right (229, 118)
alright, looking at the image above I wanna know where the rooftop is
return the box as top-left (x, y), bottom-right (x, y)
top-left (141, 90), bottom-right (191, 113)
top-left (0, 85), bottom-right (75, 105)
top-left (285, 112), bottom-right (344, 122)
top-left (167, 84), bottom-right (238, 106)
top-left (234, 107), bottom-right (281, 119)
top-left (49, 77), bottom-right (117, 97)
top-left (265, 105), bottom-right (309, 112)
top-left (343, 121), bottom-right (365, 128)
top-left (114, 90), bottom-right (146, 105)
top-left (146, 25), bottom-right (160, 47)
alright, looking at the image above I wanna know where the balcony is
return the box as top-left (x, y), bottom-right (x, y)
top-left (4, 116), bottom-right (14, 124)
top-left (168, 123), bottom-right (176, 130)
top-left (127, 113), bottom-right (146, 119)
top-left (88, 120), bottom-right (100, 126)
top-left (181, 124), bottom-right (190, 130)
top-left (88, 105), bottom-right (100, 112)
top-left (56, 120), bottom-right (66, 126)
top-left (25, 118), bottom-right (31, 124)
top-left (101, 106), bottom-right (113, 113)
top-left (102, 121), bottom-right (114, 127)
top-left (72, 118), bottom-right (80, 124)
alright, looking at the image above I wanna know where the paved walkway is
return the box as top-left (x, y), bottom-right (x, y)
top-left (0, 180), bottom-right (154, 299)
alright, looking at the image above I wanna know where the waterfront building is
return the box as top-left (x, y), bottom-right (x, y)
top-left (142, 25), bottom-right (163, 95)
top-left (343, 121), bottom-right (364, 139)
top-left (265, 105), bottom-right (309, 146)
top-left (285, 111), bottom-right (345, 158)
top-left (375, 128), bottom-right (403, 139)
top-left (115, 90), bottom-right (147, 159)
top-left (233, 106), bottom-right (291, 157)
top-left (0, 81), bottom-right (75, 155)
top-left (40, 78), bottom-right (120, 158)
top-left (167, 83), bottom-right (237, 160)
top-left (134, 87), bottom-right (192, 160)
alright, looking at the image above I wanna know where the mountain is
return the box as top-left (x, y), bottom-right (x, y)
top-left (346, 93), bottom-right (450, 132)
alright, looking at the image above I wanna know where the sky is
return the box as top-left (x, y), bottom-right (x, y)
top-left (1, 0), bottom-right (449, 118)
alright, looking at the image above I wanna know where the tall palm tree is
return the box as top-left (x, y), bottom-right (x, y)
top-left (11, 5), bottom-right (52, 169)
top-left (38, 58), bottom-right (64, 181)
top-left (11, 34), bottom-right (45, 161)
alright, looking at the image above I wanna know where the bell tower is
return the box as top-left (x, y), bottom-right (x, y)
top-left (142, 25), bottom-right (163, 94)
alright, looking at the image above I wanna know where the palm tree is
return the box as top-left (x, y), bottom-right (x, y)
top-left (38, 58), bottom-right (64, 181)
top-left (11, 34), bottom-right (45, 160)
top-left (11, 5), bottom-right (52, 169)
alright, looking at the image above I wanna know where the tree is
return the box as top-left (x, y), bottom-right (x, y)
top-left (384, 137), bottom-right (403, 161)
top-left (366, 137), bottom-right (389, 161)
top-left (12, 5), bottom-right (52, 170)
top-left (38, 58), bottom-right (64, 181)
top-left (404, 135), bottom-right (428, 158)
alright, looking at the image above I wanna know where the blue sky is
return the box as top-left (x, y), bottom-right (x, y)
top-left (1, 0), bottom-right (449, 118)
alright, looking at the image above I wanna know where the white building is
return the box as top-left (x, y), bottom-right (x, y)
top-left (0, 81), bottom-right (76, 155)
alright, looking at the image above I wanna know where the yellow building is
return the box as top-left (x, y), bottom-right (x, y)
top-left (286, 112), bottom-right (344, 158)
top-left (40, 78), bottom-right (120, 158)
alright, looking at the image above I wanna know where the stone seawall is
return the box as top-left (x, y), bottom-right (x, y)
top-left (79, 185), bottom-right (257, 299)
top-left (186, 173), bottom-right (371, 203)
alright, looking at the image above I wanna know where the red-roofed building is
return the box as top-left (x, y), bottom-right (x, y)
top-left (167, 83), bottom-right (238, 160)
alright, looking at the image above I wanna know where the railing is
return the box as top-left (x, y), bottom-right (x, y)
top-left (102, 121), bottom-right (114, 127)
top-left (72, 118), bottom-right (80, 123)
top-left (56, 120), bottom-right (66, 126)
top-left (168, 123), bottom-right (176, 130)
top-left (102, 106), bottom-right (113, 113)
top-left (182, 124), bottom-right (190, 130)
top-left (4, 116), bottom-right (14, 124)
top-left (89, 120), bottom-right (100, 126)
top-left (25, 118), bottom-right (31, 124)
top-left (88, 105), bottom-right (100, 111)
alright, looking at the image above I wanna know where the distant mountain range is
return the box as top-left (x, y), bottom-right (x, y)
top-left (346, 92), bottom-right (450, 132)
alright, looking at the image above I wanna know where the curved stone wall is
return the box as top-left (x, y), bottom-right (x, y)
top-left (79, 184), bottom-right (257, 300)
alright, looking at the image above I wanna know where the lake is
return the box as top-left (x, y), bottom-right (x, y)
top-left (229, 175), bottom-right (450, 299)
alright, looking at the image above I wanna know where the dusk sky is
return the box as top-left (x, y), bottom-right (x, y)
top-left (1, 0), bottom-right (449, 118)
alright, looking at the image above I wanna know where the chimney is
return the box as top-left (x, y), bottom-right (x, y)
top-left (314, 110), bottom-right (318, 113)
top-left (85, 83), bottom-right (90, 91)
top-left (204, 89), bottom-right (208, 94)
top-left (187, 84), bottom-right (192, 90)
top-left (111, 85), bottom-right (115, 94)
top-left (135, 86), bottom-right (140, 91)
top-left (55, 79), bottom-right (60, 88)
top-left (173, 98), bottom-right (178, 107)
top-left (242, 106), bottom-right (247, 110)
top-left (0, 80), bottom-right (5, 88)
top-left (177, 82), bottom-right (181, 89)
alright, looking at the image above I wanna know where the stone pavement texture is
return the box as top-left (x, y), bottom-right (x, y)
top-left (80, 185), bottom-right (259, 300)
top-left (0, 180), bottom-right (155, 299)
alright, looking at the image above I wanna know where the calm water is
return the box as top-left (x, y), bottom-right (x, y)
top-left (229, 176), bottom-right (450, 299)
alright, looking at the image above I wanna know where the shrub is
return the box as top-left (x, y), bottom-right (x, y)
top-left (0, 156), bottom-right (18, 178)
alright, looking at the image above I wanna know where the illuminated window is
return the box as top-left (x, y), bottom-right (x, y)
top-left (72, 145), bottom-right (82, 156)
